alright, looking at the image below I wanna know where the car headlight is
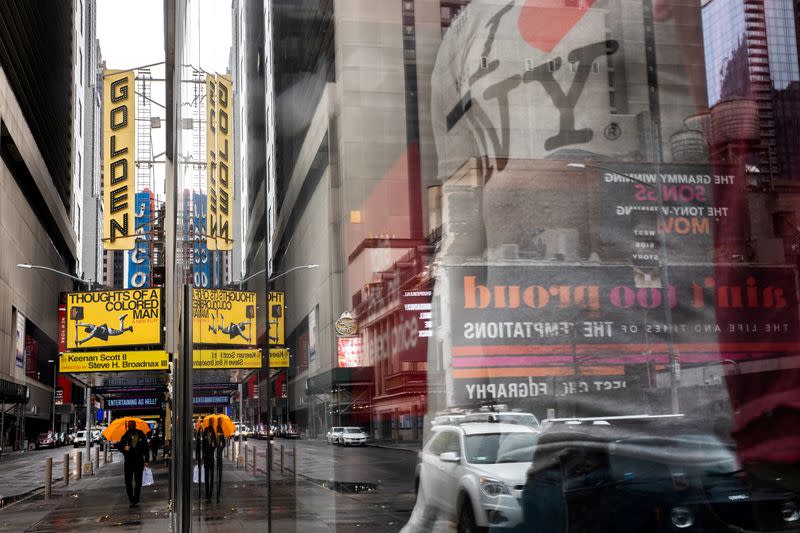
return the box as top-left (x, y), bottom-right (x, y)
top-left (670, 506), bottom-right (694, 529)
top-left (480, 476), bottom-right (510, 497)
top-left (782, 501), bottom-right (800, 523)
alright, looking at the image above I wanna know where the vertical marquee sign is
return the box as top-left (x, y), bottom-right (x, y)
top-left (206, 74), bottom-right (218, 251)
top-left (103, 70), bottom-right (136, 250)
top-left (215, 75), bottom-right (233, 251)
top-left (205, 73), bottom-right (234, 251)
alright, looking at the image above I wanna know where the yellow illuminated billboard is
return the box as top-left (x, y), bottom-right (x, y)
top-left (206, 74), bottom-right (217, 251)
top-left (193, 349), bottom-right (261, 369)
top-left (215, 75), bottom-right (233, 251)
top-left (60, 350), bottom-right (169, 372)
top-left (269, 348), bottom-right (289, 368)
top-left (192, 289), bottom-right (257, 345)
top-left (66, 289), bottom-right (162, 349)
top-left (103, 70), bottom-right (136, 250)
top-left (268, 291), bottom-right (285, 345)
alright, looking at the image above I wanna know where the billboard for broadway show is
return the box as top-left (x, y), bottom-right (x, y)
top-left (127, 191), bottom-right (153, 288)
top-left (446, 264), bottom-right (800, 403)
top-left (193, 289), bottom-right (257, 345)
top-left (192, 191), bottom-right (211, 288)
top-left (66, 289), bottom-right (163, 349)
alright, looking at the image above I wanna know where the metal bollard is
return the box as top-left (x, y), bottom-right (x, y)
top-left (44, 457), bottom-right (53, 499)
top-left (280, 445), bottom-right (284, 475)
top-left (265, 447), bottom-right (269, 477)
top-left (64, 454), bottom-right (70, 486)
top-left (267, 441), bottom-right (272, 472)
top-left (242, 444), bottom-right (247, 469)
top-left (95, 445), bottom-right (100, 470)
top-left (293, 446), bottom-right (297, 480)
top-left (104, 447), bottom-right (109, 464)
top-left (252, 447), bottom-right (256, 475)
top-left (76, 451), bottom-right (82, 480)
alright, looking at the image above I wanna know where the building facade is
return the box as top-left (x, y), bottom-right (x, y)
top-left (0, 0), bottom-right (85, 447)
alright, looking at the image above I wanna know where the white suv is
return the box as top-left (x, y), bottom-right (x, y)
top-left (414, 423), bottom-right (538, 531)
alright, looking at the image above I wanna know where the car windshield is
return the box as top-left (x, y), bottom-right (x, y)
top-left (465, 433), bottom-right (538, 464)
top-left (501, 414), bottom-right (539, 427)
top-left (344, 428), bottom-right (362, 434)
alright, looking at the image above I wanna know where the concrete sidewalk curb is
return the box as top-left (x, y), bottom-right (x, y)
top-left (367, 443), bottom-right (421, 454)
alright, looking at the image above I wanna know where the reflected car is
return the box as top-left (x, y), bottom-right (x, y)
top-left (521, 418), bottom-right (800, 532)
top-left (415, 422), bottom-right (538, 531)
top-left (283, 424), bottom-right (300, 439)
top-left (327, 426), bottom-right (344, 445)
top-left (464, 411), bottom-right (541, 431)
top-left (233, 424), bottom-right (249, 440)
top-left (35, 432), bottom-right (57, 449)
top-left (339, 427), bottom-right (367, 446)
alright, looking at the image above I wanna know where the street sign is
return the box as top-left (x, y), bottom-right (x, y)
top-left (193, 348), bottom-right (261, 369)
top-left (65, 289), bottom-right (163, 349)
top-left (60, 350), bottom-right (169, 372)
top-left (192, 289), bottom-right (257, 345)
top-left (269, 348), bottom-right (289, 368)
top-left (268, 291), bottom-right (285, 345)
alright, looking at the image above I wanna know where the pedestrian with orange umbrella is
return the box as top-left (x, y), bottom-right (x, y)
top-left (214, 416), bottom-right (227, 502)
top-left (201, 416), bottom-right (217, 502)
top-left (113, 419), bottom-right (150, 508)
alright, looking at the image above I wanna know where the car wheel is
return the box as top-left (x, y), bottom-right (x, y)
top-left (457, 501), bottom-right (486, 533)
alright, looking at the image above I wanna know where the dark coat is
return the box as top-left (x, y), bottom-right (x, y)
top-left (202, 428), bottom-right (217, 460)
top-left (116, 428), bottom-right (149, 464)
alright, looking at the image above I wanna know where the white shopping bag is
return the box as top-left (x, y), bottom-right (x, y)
top-left (193, 464), bottom-right (205, 484)
top-left (142, 466), bottom-right (154, 487)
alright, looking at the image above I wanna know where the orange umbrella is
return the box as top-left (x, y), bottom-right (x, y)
top-left (103, 417), bottom-right (151, 442)
top-left (198, 414), bottom-right (235, 437)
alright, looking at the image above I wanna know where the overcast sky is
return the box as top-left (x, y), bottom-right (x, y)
top-left (96, 0), bottom-right (233, 198)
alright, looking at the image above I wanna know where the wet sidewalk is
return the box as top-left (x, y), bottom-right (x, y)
top-left (0, 451), bottom-right (414, 532)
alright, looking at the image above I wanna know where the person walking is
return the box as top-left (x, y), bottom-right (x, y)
top-left (214, 417), bottom-right (226, 503)
top-left (195, 418), bottom-right (203, 500)
top-left (149, 431), bottom-right (161, 462)
top-left (202, 423), bottom-right (217, 502)
top-left (116, 420), bottom-right (149, 508)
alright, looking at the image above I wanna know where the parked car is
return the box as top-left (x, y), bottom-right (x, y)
top-left (521, 416), bottom-right (800, 532)
top-left (327, 426), bottom-right (344, 445)
top-left (338, 427), bottom-right (367, 446)
top-left (414, 422), bottom-right (538, 531)
top-left (282, 424), bottom-right (300, 439)
top-left (73, 430), bottom-right (87, 448)
top-left (55, 432), bottom-right (68, 447)
top-left (35, 432), bottom-right (57, 449)
top-left (233, 424), bottom-right (249, 440)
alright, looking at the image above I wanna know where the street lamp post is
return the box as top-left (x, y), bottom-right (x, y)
top-left (16, 264), bottom-right (98, 290)
top-left (567, 162), bottom-right (680, 414)
top-left (235, 264), bottom-right (319, 289)
top-left (48, 359), bottom-right (57, 432)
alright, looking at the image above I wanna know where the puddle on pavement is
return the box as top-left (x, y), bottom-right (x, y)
top-left (310, 479), bottom-right (380, 494)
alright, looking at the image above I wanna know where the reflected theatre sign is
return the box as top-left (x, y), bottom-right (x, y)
top-left (60, 351), bottom-right (169, 372)
top-left (446, 264), bottom-right (800, 403)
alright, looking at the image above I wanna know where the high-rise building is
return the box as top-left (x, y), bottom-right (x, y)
top-left (0, 0), bottom-right (84, 446)
top-left (703, 0), bottom-right (800, 181)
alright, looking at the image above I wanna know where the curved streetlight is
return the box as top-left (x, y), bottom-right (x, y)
top-left (235, 264), bottom-right (319, 289)
top-left (566, 162), bottom-right (680, 414)
top-left (17, 264), bottom-right (97, 290)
